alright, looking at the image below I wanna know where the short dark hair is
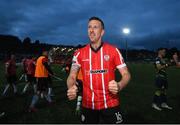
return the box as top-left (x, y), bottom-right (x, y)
top-left (89, 16), bottom-right (105, 29)
top-left (157, 47), bottom-right (166, 52)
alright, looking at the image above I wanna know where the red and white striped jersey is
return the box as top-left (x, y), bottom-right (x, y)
top-left (26, 59), bottom-right (36, 75)
top-left (72, 42), bottom-right (126, 110)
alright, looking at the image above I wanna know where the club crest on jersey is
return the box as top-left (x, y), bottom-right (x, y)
top-left (104, 55), bottom-right (110, 61)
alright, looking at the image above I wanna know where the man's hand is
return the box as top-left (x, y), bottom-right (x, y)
top-left (67, 85), bottom-right (78, 100)
top-left (108, 80), bottom-right (119, 95)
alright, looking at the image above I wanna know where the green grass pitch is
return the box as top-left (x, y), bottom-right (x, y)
top-left (0, 62), bottom-right (180, 123)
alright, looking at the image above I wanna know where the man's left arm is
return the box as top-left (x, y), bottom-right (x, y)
top-left (108, 48), bottom-right (131, 94)
top-left (108, 66), bottom-right (131, 95)
top-left (117, 67), bottom-right (131, 91)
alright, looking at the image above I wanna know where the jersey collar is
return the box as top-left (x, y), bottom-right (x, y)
top-left (90, 42), bottom-right (104, 53)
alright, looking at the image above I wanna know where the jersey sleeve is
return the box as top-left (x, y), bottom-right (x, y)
top-left (114, 48), bottom-right (126, 69)
top-left (72, 49), bottom-right (81, 67)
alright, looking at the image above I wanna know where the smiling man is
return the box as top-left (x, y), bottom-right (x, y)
top-left (67, 16), bottom-right (131, 124)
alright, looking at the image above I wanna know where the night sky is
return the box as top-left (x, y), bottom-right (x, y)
top-left (1, 0), bottom-right (180, 50)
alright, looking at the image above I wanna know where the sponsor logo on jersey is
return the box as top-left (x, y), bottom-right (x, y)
top-left (90, 69), bottom-right (108, 74)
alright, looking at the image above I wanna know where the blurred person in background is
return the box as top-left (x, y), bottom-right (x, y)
top-left (2, 54), bottom-right (18, 96)
top-left (152, 48), bottom-right (173, 111)
top-left (28, 51), bottom-right (54, 112)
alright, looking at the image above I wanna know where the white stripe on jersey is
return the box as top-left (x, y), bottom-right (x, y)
top-left (75, 52), bottom-right (80, 58)
top-left (89, 48), bottom-right (95, 109)
top-left (100, 47), bottom-right (108, 109)
top-left (116, 48), bottom-right (127, 69)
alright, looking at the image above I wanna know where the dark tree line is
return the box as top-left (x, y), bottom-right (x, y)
top-left (0, 34), bottom-right (82, 61)
top-left (0, 34), bottom-right (178, 62)
top-left (0, 34), bottom-right (54, 55)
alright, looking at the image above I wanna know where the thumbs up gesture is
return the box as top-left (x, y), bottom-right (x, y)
top-left (108, 80), bottom-right (119, 95)
top-left (67, 85), bottom-right (78, 100)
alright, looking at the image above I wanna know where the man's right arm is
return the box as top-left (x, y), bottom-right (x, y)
top-left (67, 64), bottom-right (80, 89)
top-left (155, 59), bottom-right (169, 70)
top-left (156, 63), bottom-right (168, 69)
top-left (5, 62), bottom-right (9, 75)
top-left (67, 64), bottom-right (80, 100)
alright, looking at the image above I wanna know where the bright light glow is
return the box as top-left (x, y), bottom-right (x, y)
top-left (122, 28), bottom-right (130, 35)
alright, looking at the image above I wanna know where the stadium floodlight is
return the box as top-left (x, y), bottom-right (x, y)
top-left (122, 28), bottom-right (130, 61)
top-left (122, 28), bottom-right (130, 35)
